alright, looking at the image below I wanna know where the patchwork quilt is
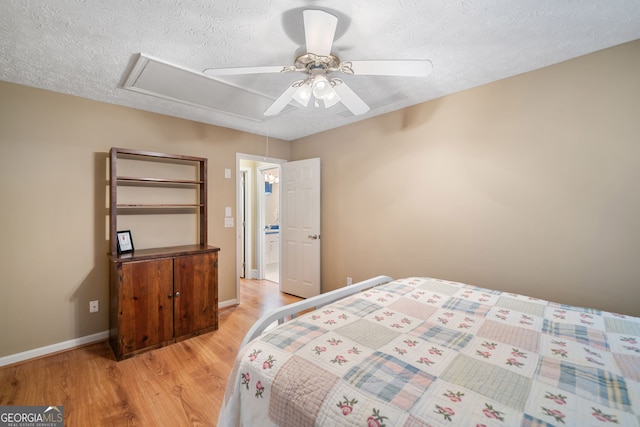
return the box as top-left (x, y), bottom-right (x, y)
top-left (218, 277), bottom-right (640, 426)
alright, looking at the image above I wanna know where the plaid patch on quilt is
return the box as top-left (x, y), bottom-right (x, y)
top-left (343, 351), bottom-right (437, 410)
top-left (441, 296), bottom-right (492, 317)
top-left (496, 295), bottom-right (547, 317)
top-left (536, 356), bottom-right (633, 411)
top-left (332, 296), bottom-right (384, 317)
top-left (262, 320), bottom-right (326, 352)
top-left (542, 320), bottom-right (609, 350)
top-left (218, 277), bottom-right (640, 427)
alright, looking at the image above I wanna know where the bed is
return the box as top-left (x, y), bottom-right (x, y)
top-left (218, 276), bottom-right (640, 426)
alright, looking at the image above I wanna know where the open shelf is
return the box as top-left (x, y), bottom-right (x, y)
top-left (117, 176), bottom-right (204, 185)
top-left (109, 147), bottom-right (208, 255)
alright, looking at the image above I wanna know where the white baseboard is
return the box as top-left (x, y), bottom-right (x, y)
top-left (1, 301), bottom-right (240, 367)
top-left (0, 331), bottom-right (109, 367)
top-left (219, 298), bottom-right (237, 309)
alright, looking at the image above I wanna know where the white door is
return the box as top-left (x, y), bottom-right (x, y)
top-left (281, 158), bottom-right (321, 298)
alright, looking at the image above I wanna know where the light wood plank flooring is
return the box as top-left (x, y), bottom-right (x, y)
top-left (0, 279), bottom-right (301, 426)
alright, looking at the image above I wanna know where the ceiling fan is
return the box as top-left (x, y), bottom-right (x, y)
top-left (203, 9), bottom-right (432, 117)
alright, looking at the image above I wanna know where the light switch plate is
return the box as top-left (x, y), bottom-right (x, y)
top-left (224, 168), bottom-right (231, 179)
top-left (225, 206), bottom-right (232, 217)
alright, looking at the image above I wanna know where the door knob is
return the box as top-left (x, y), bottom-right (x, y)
top-left (308, 234), bottom-right (319, 240)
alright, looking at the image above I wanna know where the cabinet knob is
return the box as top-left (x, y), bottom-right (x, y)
top-left (168, 293), bottom-right (173, 299)
top-left (175, 291), bottom-right (180, 297)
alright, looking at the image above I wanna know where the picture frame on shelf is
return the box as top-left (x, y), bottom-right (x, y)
top-left (116, 230), bottom-right (134, 253)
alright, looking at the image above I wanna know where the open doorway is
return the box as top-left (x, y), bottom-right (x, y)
top-left (260, 165), bottom-right (280, 283)
top-left (236, 154), bottom-right (322, 302)
top-left (236, 153), bottom-right (285, 302)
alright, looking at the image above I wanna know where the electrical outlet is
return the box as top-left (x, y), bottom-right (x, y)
top-left (225, 217), bottom-right (234, 227)
top-left (347, 277), bottom-right (353, 286)
top-left (89, 300), bottom-right (99, 313)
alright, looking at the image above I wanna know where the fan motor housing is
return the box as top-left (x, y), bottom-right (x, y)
top-left (294, 53), bottom-right (340, 72)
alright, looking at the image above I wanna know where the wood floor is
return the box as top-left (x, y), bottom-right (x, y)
top-left (0, 279), bottom-right (301, 426)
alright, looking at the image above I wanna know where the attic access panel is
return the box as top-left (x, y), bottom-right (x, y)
top-left (122, 54), bottom-right (295, 122)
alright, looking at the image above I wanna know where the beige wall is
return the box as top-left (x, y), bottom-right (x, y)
top-left (0, 82), bottom-right (288, 358)
top-left (291, 40), bottom-right (640, 317)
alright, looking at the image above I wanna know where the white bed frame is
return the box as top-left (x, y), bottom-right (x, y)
top-left (239, 275), bottom-right (393, 350)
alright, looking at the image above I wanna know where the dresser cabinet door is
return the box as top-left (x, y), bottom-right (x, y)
top-left (173, 252), bottom-right (218, 337)
top-left (120, 259), bottom-right (174, 353)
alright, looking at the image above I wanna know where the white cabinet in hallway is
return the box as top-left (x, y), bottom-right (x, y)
top-left (264, 231), bottom-right (279, 265)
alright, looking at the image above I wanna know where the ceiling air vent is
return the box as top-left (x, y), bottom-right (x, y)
top-left (122, 54), bottom-right (294, 122)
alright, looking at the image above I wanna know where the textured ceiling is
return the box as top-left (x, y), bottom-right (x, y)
top-left (1, 1), bottom-right (639, 141)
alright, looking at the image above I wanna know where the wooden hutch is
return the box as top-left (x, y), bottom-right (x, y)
top-left (108, 148), bottom-right (220, 360)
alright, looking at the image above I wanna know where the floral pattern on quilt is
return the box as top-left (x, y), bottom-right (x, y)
top-left (218, 277), bottom-right (640, 427)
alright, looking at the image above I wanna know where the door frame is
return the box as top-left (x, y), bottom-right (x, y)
top-left (235, 153), bottom-right (286, 305)
top-left (239, 167), bottom-right (249, 279)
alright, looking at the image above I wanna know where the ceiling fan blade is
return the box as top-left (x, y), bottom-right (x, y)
top-left (203, 65), bottom-right (289, 77)
top-left (343, 60), bottom-right (433, 77)
top-left (332, 80), bottom-right (370, 116)
top-left (264, 83), bottom-right (301, 116)
top-left (303, 10), bottom-right (338, 56)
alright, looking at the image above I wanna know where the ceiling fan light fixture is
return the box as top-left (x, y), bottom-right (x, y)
top-left (323, 88), bottom-right (340, 108)
top-left (292, 82), bottom-right (312, 107)
top-left (311, 75), bottom-right (333, 100)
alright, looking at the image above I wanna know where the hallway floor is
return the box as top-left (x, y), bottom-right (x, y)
top-left (265, 262), bottom-right (279, 283)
